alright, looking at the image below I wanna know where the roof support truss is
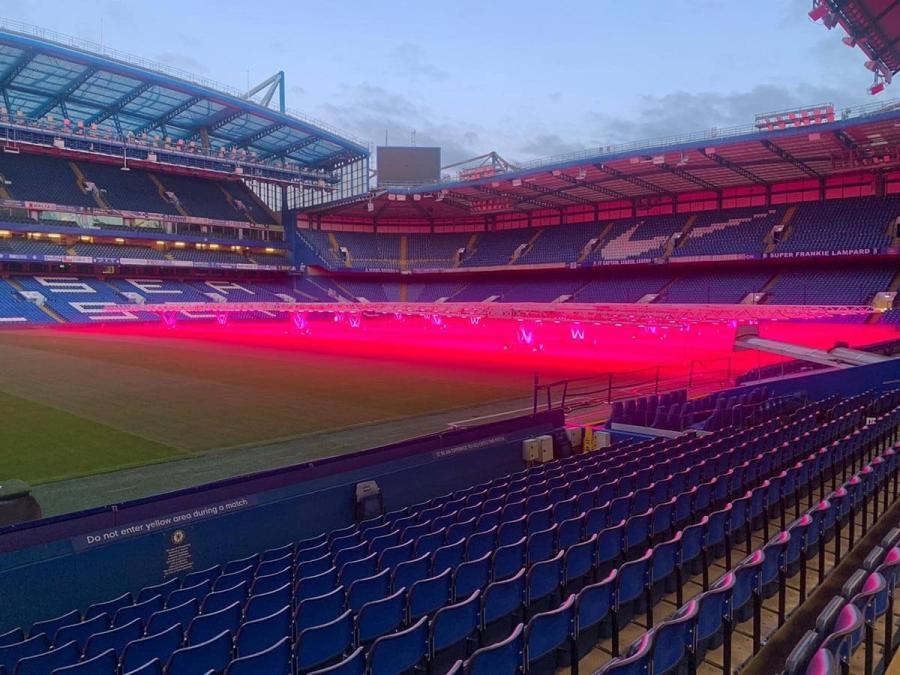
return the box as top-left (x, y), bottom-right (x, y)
top-left (475, 184), bottom-right (558, 210)
top-left (233, 122), bottom-right (286, 148)
top-left (657, 161), bottom-right (721, 192)
top-left (594, 163), bottom-right (671, 195)
top-left (523, 181), bottom-right (594, 205)
top-left (85, 82), bottom-right (153, 126)
top-left (760, 139), bottom-right (821, 178)
top-left (554, 172), bottom-right (632, 201)
top-left (259, 135), bottom-right (322, 162)
top-left (0, 49), bottom-right (37, 112)
top-left (133, 96), bottom-right (203, 136)
top-left (30, 67), bottom-right (99, 120)
top-left (699, 148), bottom-right (768, 185)
top-left (833, 129), bottom-right (860, 152)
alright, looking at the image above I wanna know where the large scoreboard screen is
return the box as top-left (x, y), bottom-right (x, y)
top-left (376, 146), bottom-right (441, 187)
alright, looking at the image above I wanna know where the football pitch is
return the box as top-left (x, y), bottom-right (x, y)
top-left (0, 327), bottom-right (536, 487)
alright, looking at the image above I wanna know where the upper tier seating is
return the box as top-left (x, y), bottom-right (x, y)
top-left (588, 215), bottom-right (687, 263)
top-left (659, 269), bottom-right (773, 304)
top-left (777, 197), bottom-right (897, 253)
top-left (76, 163), bottom-right (180, 216)
top-left (573, 273), bottom-right (671, 303)
top-left (673, 207), bottom-right (784, 258)
top-left (0, 153), bottom-right (96, 208)
top-left (2, 389), bottom-right (896, 675)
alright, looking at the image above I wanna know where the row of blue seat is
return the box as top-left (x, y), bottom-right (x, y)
top-left (3, 390), bottom-right (895, 675)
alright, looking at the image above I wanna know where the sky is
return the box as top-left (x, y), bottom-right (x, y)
top-left (0, 0), bottom-right (883, 165)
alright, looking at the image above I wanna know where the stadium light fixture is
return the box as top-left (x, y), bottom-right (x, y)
top-left (865, 60), bottom-right (878, 71)
top-left (842, 36), bottom-right (857, 47)
top-left (869, 81), bottom-right (886, 95)
top-left (808, 2), bottom-right (829, 22)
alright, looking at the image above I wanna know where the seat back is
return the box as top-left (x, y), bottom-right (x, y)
top-left (296, 609), bottom-right (354, 672)
top-left (650, 599), bottom-right (698, 675)
top-left (84, 617), bottom-right (143, 660)
top-left (305, 646), bottom-right (365, 674)
top-left (347, 569), bottom-right (390, 613)
top-left (166, 629), bottom-right (232, 675)
top-left (237, 605), bottom-right (291, 657)
top-left (482, 568), bottom-right (526, 627)
top-left (225, 635), bottom-right (291, 675)
top-left (524, 594), bottom-right (575, 668)
top-left (51, 647), bottom-right (118, 674)
top-left (11, 639), bottom-right (79, 675)
top-left (296, 586), bottom-right (346, 633)
top-left (121, 624), bottom-right (184, 674)
top-left (463, 623), bottom-right (524, 675)
top-left (187, 601), bottom-right (242, 645)
top-left (357, 588), bottom-right (406, 645)
top-left (367, 616), bottom-right (428, 675)
top-left (409, 568), bottom-right (453, 622)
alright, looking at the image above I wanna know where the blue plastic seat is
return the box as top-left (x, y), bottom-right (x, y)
top-left (261, 543), bottom-right (295, 563)
top-left (84, 617), bottom-right (143, 660)
top-left (498, 516), bottom-right (527, 548)
top-left (696, 572), bottom-right (736, 661)
top-left (212, 566), bottom-right (254, 593)
top-left (137, 578), bottom-right (178, 605)
top-left (819, 604), bottom-right (863, 671)
top-left (123, 657), bottom-right (163, 675)
top-left (255, 554), bottom-right (293, 580)
top-left (463, 623), bottom-right (524, 675)
top-left (409, 568), bottom-right (453, 622)
top-left (453, 551), bottom-right (491, 602)
top-left (182, 566), bottom-right (221, 589)
top-left (524, 594), bottom-right (575, 673)
top-left (614, 549), bottom-right (652, 632)
top-left (429, 590), bottom-right (480, 672)
top-left (563, 533), bottom-right (597, 593)
top-left (492, 537), bottom-right (526, 582)
top-left (378, 541), bottom-right (414, 572)
top-left (367, 616), bottom-right (428, 675)
top-left (649, 599), bottom-right (698, 675)
top-left (526, 525), bottom-right (558, 566)
top-left (166, 629), bottom-right (232, 675)
top-left (297, 553), bottom-right (334, 582)
top-left (433, 538), bottom-right (466, 576)
top-left (186, 601), bottom-right (241, 645)
top-left (146, 598), bottom-right (199, 636)
top-left (415, 528), bottom-right (447, 558)
top-left (244, 583), bottom-right (291, 622)
top-left (296, 586), bottom-right (346, 633)
top-left (334, 542), bottom-right (369, 571)
top-left (356, 588), bottom-right (406, 645)
top-left (50, 647), bottom-right (117, 674)
top-left (306, 646), bottom-right (365, 675)
top-left (296, 610), bottom-right (354, 673)
top-left (596, 521), bottom-right (625, 578)
top-left (54, 613), bottom-right (110, 649)
top-left (649, 532), bottom-right (681, 606)
top-left (558, 514), bottom-right (585, 552)
top-left (466, 526), bottom-right (498, 561)
top-left (481, 568), bottom-right (526, 642)
top-left (0, 634), bottom-right (49, 673)
top-left (347, 569), bottom-right (391, 613)
top-left (225, 635), bottom-right (291, 675)
top-left (526, 550), bottom-right (564, 618)
top-left (167, 580), bottom-right (212, 609)
top-left (223, 553), bottom-right (259, 576)
top-left (86, 593), bottom-right (132, 621)
top-left (593, 632), bottom-right (652, 675)
top-left (0, 628), bottom-right (23, 648)
top-left (201, 580), bottom-right (248, 614)
top-left (121, 624), bottom-right (184, 674)
top-left (391, 554), bottom-right (431, 595)
top-left (236, 605), bottom-right (291, 657)
top-left (13, 640), bottom-right (79, 675)
top-left (113, 595), bottom-right (163, 629)
top-left (296, 568), bottom-right (339, 603)
top-left (573, 570), bottom-right (616, 661)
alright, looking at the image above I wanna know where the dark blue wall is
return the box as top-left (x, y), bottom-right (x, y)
top-left (0, 411), bottom-right (562, 632)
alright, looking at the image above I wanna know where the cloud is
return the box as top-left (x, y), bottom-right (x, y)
top-left (518, 133), bottom-right (585, 157)
top-left (388, 43), bottom-right (448, 82)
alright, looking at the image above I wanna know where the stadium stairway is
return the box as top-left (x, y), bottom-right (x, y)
top-left (217, 185), bottom-right (257, 227)
top-left (4, 276), bottom-right (65, 323)
top-left (399, 236), bottom-right (409, 272)
top-left (767, 206), bottom-right (798, 254)
top-left (577, 223), bottom-right (615, 264)
top-left (666, 215), bottom-right (697, 257)
top-left (510, 230), bottom-right (545, 265)
top-left (0, 175), bottom-right (11, 200)
top-left (147, 173), bottom-right (191, 218)
top-left (69, 162), bottom-right (109, 209)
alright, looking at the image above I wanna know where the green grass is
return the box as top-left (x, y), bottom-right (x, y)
top-left (0, 329), bottom-right (533, 484)
top-left (0, 390), bottom-right (185, 484)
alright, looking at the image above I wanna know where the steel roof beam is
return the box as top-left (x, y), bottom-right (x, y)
top-left (523, 180), bottom-right (594, 205)
top-left (233, 122), bottom-right (286, 149)
top-left (657, 161), bottom-right (721, 192)
top-left (698, 148), bottom-right (768, 185)
top-left (0, 49), bottom-right (36, 91)
top-left (85, 81), bottom-right (153, 125)
top-left (593, 163), bottom-right (672, 195)
top-left (257, 134), bottom-right (321, 162)
top-left (133, 96), bottom-right (203, 136)
top-left (476, 184), bottom-right (558, 210)
top-left (760, 139), bottom-right (821, 178)
top-left (554, 172), bottom-right (632, 201)
top-left (833, 129), bottom-right (860, 152)
top-left (30, 66), bottom-right (99, 120)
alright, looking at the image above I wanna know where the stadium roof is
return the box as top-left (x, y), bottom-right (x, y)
top-left (821, 0), bottom-right (900, 76)
top-left (305, 100), bottom-right (900, 219)
top-left (0, 21), bottom-right (369, 171)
